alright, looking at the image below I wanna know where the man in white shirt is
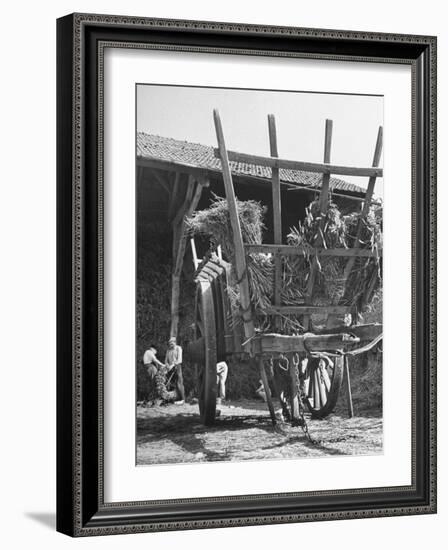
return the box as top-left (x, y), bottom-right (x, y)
top-left (164, 337), bottom-right (185, 405)
top-left (216, 361), bottom-right (228, 405)
top-left (143, 345), bottom-right (164, 378)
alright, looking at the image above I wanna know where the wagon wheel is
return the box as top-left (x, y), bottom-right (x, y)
top-left (303, 355), bottom-right (343, 418)
top-left (195, 281), bottom-right (217, 425)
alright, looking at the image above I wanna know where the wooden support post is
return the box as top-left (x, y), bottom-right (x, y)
top-left (288, 354), bottom-right (300, 422)
top-left (170, 177), bottom-right (207, 338)
top-left (168, 172), bottom-right (181, 221)
top-left (319, 119), bottom-right (333, 213)
top-left (173, 176), bottom-right (194, 228)
top-left (268, 114), bottom-right (282, 328)
top-left (303, 119), bottom-right (333, 330)
top-left (214, 109), bottom-right (255, 348)
top-left (342, 126), bottom-right (383, 279)
top-left (170, 274), bottom-right (181, 339)
top-left (257, 358), bottom-right (277, 426)
top-left (344, 355), bottom-right (354, 418)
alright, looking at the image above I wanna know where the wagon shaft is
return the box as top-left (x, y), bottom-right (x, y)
top-left (251, 332), bottom-right (360, 355)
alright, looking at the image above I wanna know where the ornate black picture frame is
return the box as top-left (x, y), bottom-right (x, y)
top-left (57, 13), bottom-right (437, 536)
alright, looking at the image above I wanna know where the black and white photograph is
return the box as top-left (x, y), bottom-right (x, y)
top-left (136, 84), bottom-right (384, 466)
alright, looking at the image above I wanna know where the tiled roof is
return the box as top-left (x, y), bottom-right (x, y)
top-left (137, 132), bottom-right (365, 196)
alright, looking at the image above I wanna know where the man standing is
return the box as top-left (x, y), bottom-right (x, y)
top-left (165, 337), bottom-right (185, 405)
top-left (216, 361), bottom-right (228, 405)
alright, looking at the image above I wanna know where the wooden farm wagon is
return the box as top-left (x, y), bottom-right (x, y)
top-left (187, 110), bottom-right (383, 427)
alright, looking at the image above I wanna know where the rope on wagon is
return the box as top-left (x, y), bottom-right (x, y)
top-left (345, 333), bottom-right (383, 356)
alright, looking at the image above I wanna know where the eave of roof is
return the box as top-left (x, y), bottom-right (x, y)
top-left (137, 132), bottom-right (366, 197)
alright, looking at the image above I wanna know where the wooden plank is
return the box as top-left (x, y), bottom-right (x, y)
top-left (252, 332), bottom-right (360, 354)
top-left (264, 305), bottom-right (352, 315)
top-left (303, 119), bottom-right (333, 329)
top-left (244, 244), bottom-right (381, 257)
top-left (214, 109), bottom-right (255, 347)
top-left (213, 149), bottom-right (383, 178)
top-left (268, 114), bottom-right (282, 328)
top-left (318, 322), bottom-right (382, 341)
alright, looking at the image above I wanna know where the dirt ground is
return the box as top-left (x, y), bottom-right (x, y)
top-left (136, 399), bottom-right (382, 465)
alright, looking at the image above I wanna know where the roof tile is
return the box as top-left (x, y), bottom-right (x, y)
top-left (137, 132), bottom-right (365, 195)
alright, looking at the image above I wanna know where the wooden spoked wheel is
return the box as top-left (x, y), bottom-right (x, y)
top-left (304, 355), bottom-right (343, 418)
top-left (195, 281), bottom-right (217, 426)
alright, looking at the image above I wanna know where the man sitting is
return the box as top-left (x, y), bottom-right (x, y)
top-left (142, 344), bottom-right (165, 405)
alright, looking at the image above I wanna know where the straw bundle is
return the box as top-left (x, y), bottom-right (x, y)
top-left (187, 195), bottom-right (382, 333)
top-left (186, 195), bottom-right (273, 311)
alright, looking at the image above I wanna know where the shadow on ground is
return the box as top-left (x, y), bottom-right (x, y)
top-left (137, 400), bottom-right (382, 465)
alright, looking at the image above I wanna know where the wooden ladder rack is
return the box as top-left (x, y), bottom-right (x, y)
top-left (213, 109), bottom-right (383, 334)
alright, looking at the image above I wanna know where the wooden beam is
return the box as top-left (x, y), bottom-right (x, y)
top-left (213, 149), bottom-right (383, 178)
top-left (303, 119), bottom-right (333, 329)
top-left (137, 156), bottom-right (213, 179)
top-left (268, 114), bottom-right (282, 245)
top-left (252, 332), bottom-right (360, 354)
top-left (264, 305), bottom-right (352, 315)
top-left (268, 115), bottom-right (282, 329)
top-left (319, 119), bottom-right (333, 213)
top-left (362, 126), bottom-right (383, 218)
top-left (172, 176), bottom-right (195, 228)
top-left (170, 177), bottom-right (206, 338)
top-left (244, 244), bottom-right (381, 257)
top-left (214, 109), bottom-right (255, 348)
top-left (173, 181), bottom-right (205, 276)
top-left (168, 172), bottom-right (182, 221)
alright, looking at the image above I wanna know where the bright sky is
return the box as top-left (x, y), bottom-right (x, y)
top-left (137, 84), bottom-right (383, 197)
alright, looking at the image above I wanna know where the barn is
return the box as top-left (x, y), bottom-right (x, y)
top-left (135, 132), bottom-right (371, 396)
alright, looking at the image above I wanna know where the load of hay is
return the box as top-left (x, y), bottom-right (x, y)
top-left (187, 194), bottom-right (382, 334)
